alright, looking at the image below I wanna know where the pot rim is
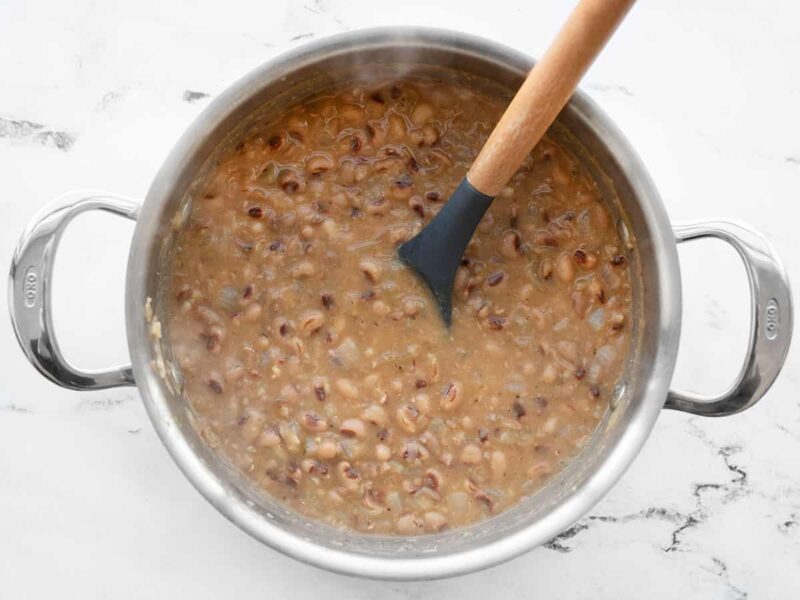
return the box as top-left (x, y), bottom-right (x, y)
top-left (126, 26), bottom-right (681, 580)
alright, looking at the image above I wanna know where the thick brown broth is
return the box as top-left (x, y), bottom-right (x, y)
top-left (166, 79), bottom-right (633, 534)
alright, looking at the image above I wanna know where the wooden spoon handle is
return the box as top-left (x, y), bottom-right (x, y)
top-left (467, 0), bottom-right (635, 197)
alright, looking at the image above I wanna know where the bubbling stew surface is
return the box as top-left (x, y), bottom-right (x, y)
top-left (166, 79), bottom-right (633, 534)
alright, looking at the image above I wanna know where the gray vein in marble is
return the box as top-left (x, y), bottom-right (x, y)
top-left (76, 395), bottom-right (137, 412)
top-left (709, 557), bottom-right (748, 600)
top-left (543, 523), bottom-right (590, 553)
top-left (545, 507), bottom-right (689, 553)
top-left (290, 32), bottom-right (314, 41)
top-left (95, 90), bottom-right (124, 112)
top-left (786, 156), bottom-right (800, 165)
top-left (585, 83), bottom-right (635, 97)
top-left (183, 90), bottom-right (211, 103)
top-left (778, 513), bottom-right (798, 534)
top-left (302, 0), bottom-right (344, 27)
top-left (776, 423), bottom-right (800, 443)
top-left (0, 117), bottom-right (75, 151)
top-left (704, 298), bottom-right (726, 331)
top-left (545, 424), bottom-right (753, 555)
top-left (0, 402), bottom-right (33, 413)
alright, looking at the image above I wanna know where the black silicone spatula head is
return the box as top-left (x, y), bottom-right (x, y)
top-left (397, 180), bottom-right (493, 326)
top-left (396, 0), bottom-right (634, 326)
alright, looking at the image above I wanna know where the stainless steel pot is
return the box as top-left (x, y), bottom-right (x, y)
top-left (8, 28), bottom-right (793, 579)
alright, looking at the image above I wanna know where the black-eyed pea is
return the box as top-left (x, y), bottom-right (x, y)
top-left (277, 421), bottom-right (301, 453)
top-left (454, 266), bottom-right (469, 292)
top-left (389, 176), bottom-right (415, 200)
top-left (375, 443), bottom-right (392, 461)
top-left (441, 381), bottom-right (463, 410)
top-left (338, 160), bottom-right (355, 184)
top-left (305, 153), bottom-right (335, 176)
top-left (240, 410), bottom-right (266, 443)
top-left (572, 290), bottom-right (589, 317)
top-left (287, 336), bottom-right (305, 357)
top-left (414, 393), bottom-right (431, 415)
top-left (490, 450), bottom-right (508, 481)
top-left (336, 461), bottom-right (360, 490)
top-left (428, 354), bottom-right (441, 383)
top-left (362, 404), bottom-right (388, 427)
top-left (553, 162), bottom-right (570, 186)
top-left (588, 279), bottom-right (606, 304)
top-left (280, 384), bottom-right (299, 402)
top-left (321, 218), bottom-right (338, 239)
top-left (411, 102), bottom-right (434, 125)
top-left (396, 404), bottom-right (420, 433)
top-left (389, 225), bottom-right (412, 243)
top-left (541, 363), bottom-right (558, 384)
top-left (421, 124), bottom-right (439, 146)
top-left (371, 156), bottom-right (400, 174)
top-left (257, 426), bottom-right (281, 448)
top-left (313, 377), bottom-right (329, 401)
top-left (531, 307), bottom-right (547, 330)
top-left (354, 162), bottom-right (369, 182)
top-left (460, 443), bottom-right (482, 464)
top-left (610, 312), bottom-right (626, 332)
top-left (366, 196), bottom-right (390, 216)
top-left (555, 253), bottom-right (574, 283)
top-left (224, 359), bottom-right (245, 383)
top-left (403, 297), bottom-right (425, 317)
top-left (317, 439), bottom-right (339, 459)
top-left (574, 248), bottom-right (597, 270)
top-left (195, 305), bottom-right (221, 326)
top-left (538, 258), bottom-right (554, 281)
top-left (330, 192), bottom-right (348, 209)
top-left (476, 301), bottom-right (491, 319)
top-left (372, 300), bottom-right (391, 316)
top-left (501, 230), bottom-right (523, 258)
top-left (339, 418), bottom-right (366, 438)
top-left (359, 259), bottom-right (381, 282)
top-left (423, 468), bottom-right (444, 491)
top-left (557, 340), bottom-right (578, 364)
top-left (327, 489), bottom-right (344, 504)
top-left (523, 362), bottom-right (536, 376)
top-left (424, 511), bottom-right (448, 532)
top-left (299, 310), bottom-right (325, 335)
top-left (408, 195), bottom-right (425, 218)
top-left (366, 119), bottom-right (387, 144)
top-left (300, 411), bottom-right (328, 433)
top-left (339, 104), bottom-right (363, 123)
top-left (396, 513), bottom-right (424, 535)
top-left (591, 202), bottom-right (610, 230)
top-left (278, 168), bottom-right (305, 193)
top-left (335, 378), bottom-right (360, 400)
top-left (387, 114), bottom-right (407, 141)
top-left (291, 261), bottom-right (315, 278)
top-left (542, 416), bottom-right (559, 434)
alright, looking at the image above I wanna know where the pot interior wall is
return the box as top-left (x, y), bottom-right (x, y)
top-left (137, 37), bottom-right (666, 559)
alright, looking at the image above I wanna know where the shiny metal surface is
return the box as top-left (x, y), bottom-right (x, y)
top-left (8, 28), bottom-right (793, 580)
top-left (667, 220), bottom-right (793, 415)
top-left (8, 191), bottom-right (139, 390)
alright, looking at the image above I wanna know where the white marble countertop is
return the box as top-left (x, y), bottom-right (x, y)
top-left (1, 1), bottom-right (798, 597)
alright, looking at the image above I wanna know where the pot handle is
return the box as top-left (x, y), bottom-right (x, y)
top-left (666, 220), bottom-right (793, 416)
top-left (8, 191), bottom-right (140, 390)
